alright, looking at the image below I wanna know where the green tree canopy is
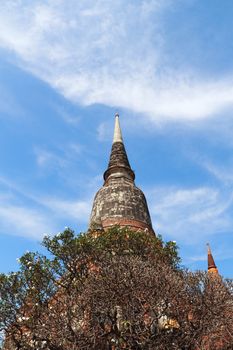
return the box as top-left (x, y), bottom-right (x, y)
top-left (0, 227), bottom-right (232, 350)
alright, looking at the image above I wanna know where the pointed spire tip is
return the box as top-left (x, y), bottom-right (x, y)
top-left (113, 113), bottom-right (123, 143)
top-left (207, 243), bottom-right (218, 272)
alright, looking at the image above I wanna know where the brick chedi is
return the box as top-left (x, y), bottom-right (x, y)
top-left (89, 113), bottom-right (154, 234)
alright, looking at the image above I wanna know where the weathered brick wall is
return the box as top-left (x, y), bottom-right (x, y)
top-left (89, 176), bottom-right (154, 233)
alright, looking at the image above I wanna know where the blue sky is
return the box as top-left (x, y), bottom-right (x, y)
top-left (0, 0), bottom-right (233, 277)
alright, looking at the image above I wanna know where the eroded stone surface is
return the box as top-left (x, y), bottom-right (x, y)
top-left (89, 177), bottom-right (152, 230)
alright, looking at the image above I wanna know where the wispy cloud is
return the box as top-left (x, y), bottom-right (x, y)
top-left (35, 148), bottom-right (68, 169)
top-left (0, 174), bottom-right (93, 239)
top-left (55, 105), bottom-right (81, 125)
top-left (0, 202), bottom-right (54, 239)
top-left (34, 142), bottom-right (84, 173)
top-left (201, 160), bottom-right (233, 186)
top-left (0, 178), bottom-right (57, 238)
top-left (97, 121), bottom-right (112, 142)
top-left (0, 192), bottom-right (91, 239)
top-left (147, 186), bottom-right (233, 243)
top-left (1, 1), bottom-right (233, 123)
top-left (43, 198), bottom-right (91, 222)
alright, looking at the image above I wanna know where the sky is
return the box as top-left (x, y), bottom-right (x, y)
top-left (0, 0), bottom-right (233, 277)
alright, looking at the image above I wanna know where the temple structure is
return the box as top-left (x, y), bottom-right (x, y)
top-left (89, 113), bottom-right (154, 235)
top-left (4, 114), bottom-right (226, 350)
top-left (89, 113), bottom-right (221, 274)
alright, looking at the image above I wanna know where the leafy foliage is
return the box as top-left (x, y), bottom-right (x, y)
top-left (0, 227), bottom-right (232, 350)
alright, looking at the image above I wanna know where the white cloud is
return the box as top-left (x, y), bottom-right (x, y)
top-left (0, 203), bottom-right (54, 239)
top-left (1, 1), bottom-right (233, 122)
top-left (54, 105), bottom-right (81, 125)
top-left (0, 174), bottom-right (93, 238)
top-left (147, 186), bottom-right (233, 243)
top-left (97, 121), bottom-right (112, 141)
top-left (43, 198), bottom-right (91, 222)
top-left (0, 194), bottom-right (92, 239)
top-left (0, 177), bottom-right (57, 238)
top-left (34, 143), bottom-right (84, 172)
top-left (201, 161), bottom-right (233, 186)
top-left (35, 148), bottom-right (68, 170)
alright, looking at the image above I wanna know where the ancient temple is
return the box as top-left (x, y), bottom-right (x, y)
top-left (89, 113), bottom-right (221, 274)
top-left (89, 113), bottom-right (154, 235)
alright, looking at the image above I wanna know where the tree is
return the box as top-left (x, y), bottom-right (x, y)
top-left (0, 227), bottom-right (232, 349)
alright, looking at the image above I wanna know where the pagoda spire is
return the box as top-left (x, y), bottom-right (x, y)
top-left (103, 113), bottom-right (135, 183)
top-left (207, 243), bottom-right (218, 275)
top-left (113, 113), bottom-right (123, 143)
